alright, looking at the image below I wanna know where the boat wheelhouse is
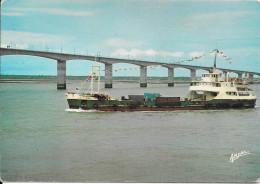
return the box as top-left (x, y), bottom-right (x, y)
top-left (188, 69), bottom-right (255, 100)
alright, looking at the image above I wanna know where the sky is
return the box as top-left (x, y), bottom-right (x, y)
top-left (1, 0), bottom-right (260, 77)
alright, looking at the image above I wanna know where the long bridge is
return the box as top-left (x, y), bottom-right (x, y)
top-left (0, 48), bottom-right (259, 89)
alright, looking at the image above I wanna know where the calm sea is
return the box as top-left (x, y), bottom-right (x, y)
top-left (0, 80), bottom-right (260, 182)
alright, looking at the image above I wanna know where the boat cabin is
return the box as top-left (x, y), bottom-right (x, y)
top-left (201, 73), bottom-right (224, 83)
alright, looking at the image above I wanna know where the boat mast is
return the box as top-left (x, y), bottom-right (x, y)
top-left (213, 43), bottom-right (218, 71)
top-left (213, 43), bottom-right (218, 72)
top-left (90, 66), bottom-right (94, 95)
top-left (90, 65), bottom-right (101, 95)
top-left (97, 66), bottom-right (100, 94)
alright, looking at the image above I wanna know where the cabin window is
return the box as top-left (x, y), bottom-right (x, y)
top-left (238, 92), bottom-right (250, 96)
top-left (226, 92), bottom-right (238, 96)
top-left (211, 92), bottom-right (218, 97)
top-left (216, 83), bottom-right (221, 87)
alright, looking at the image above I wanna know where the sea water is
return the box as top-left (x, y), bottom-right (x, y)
top-left (0, 80), bottom-right (260, 182)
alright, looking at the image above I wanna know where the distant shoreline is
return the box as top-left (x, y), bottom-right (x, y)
top-left (0, 75), bottom-right (189, 79)
top-left (0, 75), bottom-right (191, 84)
top-left (0, 75), bottom-right (259, 84)
top-left (0, 77), bottom-right (192, 84)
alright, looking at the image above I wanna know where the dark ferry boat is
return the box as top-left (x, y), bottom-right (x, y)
top-left (66, 50), bottom-right (256, 111)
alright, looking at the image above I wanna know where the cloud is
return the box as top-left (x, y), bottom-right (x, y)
top-left (2, 43), bottom-right (29, 50)
top-left (131, 0), bottom-right (256, 1)
top-left (38, 0), bottom-right (105, 3)
top-left (189, 52), bottom-right (205, 57)
top-left (110, 48), bottom-right (184, 58)
top-left (6, 7), bottom-right (94, 17)
top-left (184, 11), bottom-right (253, 29)
top-left (1, 30), bottom-right (75, 50)
top-left (194, 11), bottom-right (251, 21)
top-left (1, 12), bottom-right (25, 16)
top-left (103, 38), bottom-right (144, 49)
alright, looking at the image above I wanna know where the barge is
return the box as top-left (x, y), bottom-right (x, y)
top-left (66, 50), bottom-right (257, 111)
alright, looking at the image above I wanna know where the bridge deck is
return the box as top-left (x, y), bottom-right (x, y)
top-left (1, 47), bottom-right (259, 89)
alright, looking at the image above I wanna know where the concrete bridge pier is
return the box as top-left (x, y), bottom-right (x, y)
top-left (57, 60), bottom-right (66, 89)
top-left (140, 66), bottom-right (147, 87)
top-left (190, 69), bottom-right (196, 81)
top-left (168, 68), bottom-right (174, 87)
top-left (105, 63), bottom-right (113, 88)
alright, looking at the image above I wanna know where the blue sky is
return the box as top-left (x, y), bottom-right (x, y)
top-left (1, 0), bottom-right (260, 77)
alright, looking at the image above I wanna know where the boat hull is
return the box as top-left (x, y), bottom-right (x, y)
top-left (67, 98), bottom-right (256, 112)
